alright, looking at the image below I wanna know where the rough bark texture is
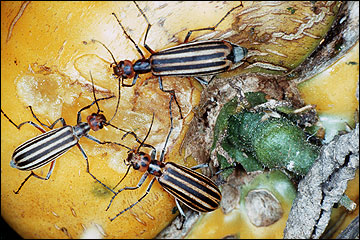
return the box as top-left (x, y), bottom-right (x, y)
top-left (283, 124), bottom-right (359, 239)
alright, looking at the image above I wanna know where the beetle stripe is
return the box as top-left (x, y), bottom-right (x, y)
top-left (150, 40), bottom-right (233, 76)
top-left (13, 141), bottom-right (75, 171)
top-left (165, 169), bottom-right (219, 203)
top-left (152, 46), bottom-right (228, 64)
top-left (15, 136), bottom-right (75, 170)
top-left (167, 163), bottom-right (220, 198)
top-left (17, 149), bottom-right (69, 171)
top-left (151, 52), bottom-right (225, 65)
top-left (160, 176), bottom-right (218, 212)
top-left (155, 40), bottom-right (229, 55)
top-left (153, 44), bottom-right (229, 57)
top-left (12, 126), bottom-right (78, 170)
top-left (13, 127), bottom-right (73, 161)
top-left (14, 136), bottom-right (76, 169)
top-left (13, 128), bottom-right (61, 154)
top-left (14, 128), bottom-right (72, 162)
top-left (153, 61), bottom-right (228, 73)
top-left (152, 61), bottom-right (230, 76)
top-left (162, 182), bottom-right (214, 212)
top-left (158, 162), bottom-right (221, 212)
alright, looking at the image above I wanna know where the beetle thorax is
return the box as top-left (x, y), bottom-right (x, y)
top-left (73, 122), bottom-right (91, 139)
top-left (148, 160), bottom-right (164, 177)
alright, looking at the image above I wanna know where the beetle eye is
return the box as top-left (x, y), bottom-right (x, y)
top-left (113, 64), bottom-right (121, 76)
top-left (133, 163), bottom-right (140, 170)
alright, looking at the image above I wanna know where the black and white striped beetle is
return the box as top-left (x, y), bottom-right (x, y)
top-left (102, 95), bottom-right (222, 222)
top-left (92, 1), bottom-right (247, 119)
top-left (1, 73), bottom-right (124, 194)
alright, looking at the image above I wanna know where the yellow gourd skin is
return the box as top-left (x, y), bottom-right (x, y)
top-left (299, 42), bottom-right (359, 142)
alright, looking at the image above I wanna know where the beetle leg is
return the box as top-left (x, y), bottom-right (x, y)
top-left (106, 172), bottom-right (150, 211)
top-left (28, 106), bottom-right (66, 130)
top-left (132, 1), bottom-right (156, 55)
top-left (1, 109), bottom-right (63, 133)
top-left (183, 2), bottom-right (243, 43)
top-left (28, 107), bottom-right (66, 129)
top-left (190, 163), bottom-right (209, 170)
top-left (76, 143), bottom-right (115, 194)
top-left (112, 164), bottom-right (132, 190)
top-left (160, 94), bottom-right (174, 162)
top-left (194, 76), bottom-right (209, 85)
top-left (158, 76), bottom-right (183, 119)
top-left (108, 175), bottom-right (156, 222)
top-left (112, 12), bottom-right (146, 59)
top-left (175, 198), bottom-right (187, 230)
top-left (13, 160), bottom-right (56, 194)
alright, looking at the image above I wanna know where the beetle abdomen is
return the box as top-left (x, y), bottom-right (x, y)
top-left (150, 40), bottom-right (240, 77)
top-left (11, 126), bottom-right (77, 171)
top-left (158, 162), bottom-right (221, 212)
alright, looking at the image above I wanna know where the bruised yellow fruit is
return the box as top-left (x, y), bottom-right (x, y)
top-left (298, 42), bottom-right (359, 141)
top-left (186, 171), bottom-right (297, 239)
top-left (225, 1), bottom-right (341, 76)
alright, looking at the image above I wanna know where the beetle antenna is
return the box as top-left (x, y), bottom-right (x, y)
top-left (91, 39), bottom-right (118, 66)
top-left (112, 164), bottom-right (132, 190)
top-left (112, 12), bottom-right (146, 59)
top-left (138, 113), bottom-right (155, 152)
top-left (89, 71), bottom-right (102, 114)
top-left (107, 77), bottom-right (121, 124)
top-left (159, 94), bottom-right (174, 162)
top-left (90, 40), bottom-right (122, 124)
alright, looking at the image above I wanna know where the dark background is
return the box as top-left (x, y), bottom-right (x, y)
top-left (1, 217), bottom-right (21, 239)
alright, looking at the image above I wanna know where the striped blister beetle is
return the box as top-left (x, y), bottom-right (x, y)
top-left (1, 72), bottom-right (125, 194)
top-left (92, 1), bottom-right (247, 119)
top-left (102, 95), bottom-right (222, 222)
